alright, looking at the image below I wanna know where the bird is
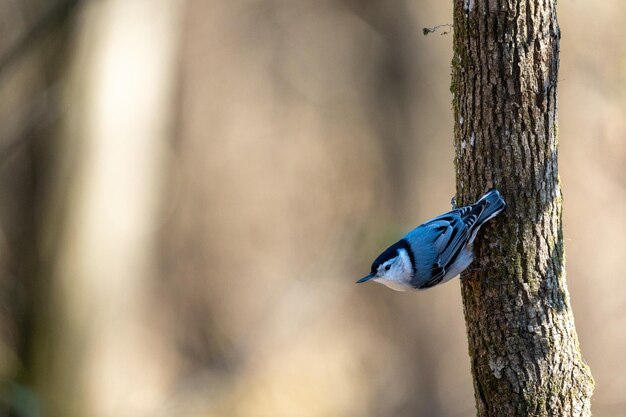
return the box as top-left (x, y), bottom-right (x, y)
top-left (356, 188), bottom-right (506, 291)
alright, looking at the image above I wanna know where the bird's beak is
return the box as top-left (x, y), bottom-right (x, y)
top-left (356, 273), bottom-right (375, 284)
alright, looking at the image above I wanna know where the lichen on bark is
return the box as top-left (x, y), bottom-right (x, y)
top-left (451, 0), bottom-right (594, 415)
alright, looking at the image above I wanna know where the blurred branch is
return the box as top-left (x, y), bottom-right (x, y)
top-left (0, 85), bottom-right (61, 164)
top-left (0, 0), bottom-right (80, 165)
top-left (0, 0), bottom-right (81, 81)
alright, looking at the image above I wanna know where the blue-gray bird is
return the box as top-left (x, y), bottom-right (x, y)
top-left (357, 189), bottom-right (506, 291)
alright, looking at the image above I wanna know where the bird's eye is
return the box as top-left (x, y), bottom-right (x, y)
top-left (384, 265), bottom-right (391, 271)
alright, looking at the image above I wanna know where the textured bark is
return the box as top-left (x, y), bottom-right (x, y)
top-left (451, 0), bottom-right (594, 416)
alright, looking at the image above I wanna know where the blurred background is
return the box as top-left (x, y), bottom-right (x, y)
top-left (0, 0), bottom-right (624, 416)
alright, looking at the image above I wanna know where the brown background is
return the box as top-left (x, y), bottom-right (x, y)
top-left (1, 1), bottom-right (624, 416)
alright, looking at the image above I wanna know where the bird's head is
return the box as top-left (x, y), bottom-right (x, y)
top-left (357, 240), bottom-right (414, 291)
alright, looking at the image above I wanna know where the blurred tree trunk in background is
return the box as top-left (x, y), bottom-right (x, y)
top-left (37, 1), bottom-right (183, 416)
top-left (0, 0), bottom-right (78, 415)
top-left (451, 0), bottom-right (594, 415)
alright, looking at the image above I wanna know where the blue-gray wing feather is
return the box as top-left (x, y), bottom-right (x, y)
top-left (404, 189), bottom-right (506, 289)
top-left (409, 205), bottom-right (485, 288)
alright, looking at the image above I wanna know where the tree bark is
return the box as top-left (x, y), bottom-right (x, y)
top-left (451, 1), bottom-right (594, 416)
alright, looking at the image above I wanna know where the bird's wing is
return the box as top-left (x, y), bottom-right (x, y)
top-left (420, 205), bottom-right (485, 288)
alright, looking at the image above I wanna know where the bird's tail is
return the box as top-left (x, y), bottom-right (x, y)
top-left (473, 188), bottom-right (506, 227)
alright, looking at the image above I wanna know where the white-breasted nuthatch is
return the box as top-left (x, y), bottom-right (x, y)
top-left (357, 189), bottom-right (506, 291)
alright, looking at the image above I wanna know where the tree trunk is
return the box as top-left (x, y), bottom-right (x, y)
top-left (451, 1), bottom-right (594, 416)
top-left (38, 1), bottom-right (183, 416)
